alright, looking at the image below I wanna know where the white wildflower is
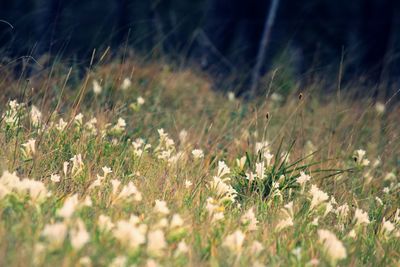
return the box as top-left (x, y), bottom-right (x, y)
top-left (63, 161), bottom-right (69, 176)
top-left (92, 80), bottom-right (102, 95)
top-left (185, 179), bottom-right (192, 188)
top-left (19, 178), bottom-right (48, 202)
top-left (264, 151), bottom-right (274, 167)
top-left (70, 219), bottom-right (90, 250)
top-left (381, 218), bottom-right (395, 237)
top-left (98, 215), bottom-right (114, 232)
top-left (245, 172), bottom-right (256, 182)
top-left (84, 117), bottom-right (98, 135)
top-left (297, 171), bottom-right (311, 185)
top-left (30, 105), bottom-right (42, 127)
top-left (375, 197), bottom-right (383, 206)
top-left (318, 229), bottom-right (347, 263)
top-left (354, 208), bottom-right (370, 226)
top-left (209, 175), bottom-right (237, 202)
top-left (154, 200), bottom-right (170, 215)
top-left (147, 229), bottom-right (166, 255)
top-left (255, 162), bottom-right (265, 180)
top-left (236, 156), bottom-right (246, 170)
top-left (56, 118), bottom-right (68, 131)
top-left (114, 182), bottom-right (142, 202)
top-left (109, 256), bottom-right (127, 267)
top-left (121, 77), bottom-right (132, 90)
top-left (170, 214), bottom-right (184, 228)
top-left (113, 220), bottom-right (146, 249)
top-left (50, 173), bottom-right (61, 183)
top-left (354, 149), bottom-right (369, 166)
top-left (111, 118), bottom-right (126, 134)
top-left (175, 241), bottom-right (189, 256)
top-left (74, 113), bottom-right (83, 126)
top-left (179, 129), bottom-right (188, 145)
top-left (375, 102), bottom-right (385, 115)
top-left (42, 222), bottom-right (68, 248)
top-left (78, 257), bottom-right (92, 267)
top-left (250, 241), bottom-right (264, 255)
top-left (217, 161), bottom-right (230, 178)
top-left (3, 99), bottom-right (22, 127)
top-left (70, 154), bottom-right (84, 177)
top-left (205, 197), bottom-right (225, 222)
top-left (137, 96), bottom-right (145, 106)
top-left (255, 141), bottom-right (269, 154)
top-left (223, 230), bottom-right (245, 253)
top-left (276, 217), bottom-right (293, 232)
top-left (228, 91), bottom-right (235, 101)
top-left (241, 207), bottom-right (258, 231)
top-left (309, 184), bottom-right (329, 210)
top-left (191, 149), bottom-right (204, 159)
top-left (335, 204), bottom-right (350, 220)
top-left (57, 194), bottom-right (79, 219)
top-left (383, 187), bottom-right (390, 194)
top-left (21, 139), bottom-right (36, 158)
top-left (348, 229), bottom-right (356, 238)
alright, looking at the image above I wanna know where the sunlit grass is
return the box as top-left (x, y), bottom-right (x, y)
top-left (0, 58), bottom-right (399, 266)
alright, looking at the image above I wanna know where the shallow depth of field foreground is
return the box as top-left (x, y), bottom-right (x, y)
top-left (0, 62), bottom-right (399, 267)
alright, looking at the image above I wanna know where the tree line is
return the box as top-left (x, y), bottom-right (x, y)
top-left (1, 0), bottom-right (399, 95)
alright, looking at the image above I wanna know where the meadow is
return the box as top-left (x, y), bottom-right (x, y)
top-left (0, 58), bottom-right (399, 266)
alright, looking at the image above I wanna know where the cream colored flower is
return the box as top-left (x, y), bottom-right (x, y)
top-left (170, 214), bottom-right (184, 228)
top-left (113, 181), bottom-right (142, 202)
top-left (30, 105), bottom-right (42, 127)
top-left (98, 214), bottom-right (114, 232)
top-left (137, 96), bottom-right (145, 106)
top-left (309, 184), bottom-right (329, 210)
top-left (222, 230), bottom-right (245, 253)
top-left (70, 219), bottom-right (90, 250)
top-left (92, 80), bottom-right (102, 95)
top-left (250, 241), bottom-right (264, 255)
top-left (228, 91), bottom-right (235, 101)
top-left (317, 229), bottom-right (347, 263)
top-left (185, 179), bottom-right (192, 188)
top-left (381, 218), bottom-right (395, 237)
top-left (109, 256), bottom-right (127, 267)
top-left (255, 162), bottom-right (265, 180)
top-left (147, 229), bottom-right (166, 255)
top-left (354, 208), bottom-right (370, 226)
top-left (74, 113), bottom-right (83, 126)
top-left (236, 156), bottom-right (246, 170)
top-left (21, 139), bottom-right (36, 158)
top-left (191, 149), bottom-right (204, 159)
top-left (241, 207), bottom-right (258, 231)
top-left (121, 77), bottom-right (132, 90)
top-left (335, 204), bottom-right (349, 220)
top-left (56, 118), bottom-right (68, 131)
top-left (57, 194), bottom-right (79, 219)
top-left (113, 220), bottom-right (146, 249)
top-left (217, 161), bottom-right (231, 178)
top-left (276, 217), bottom-right (294, 232)
top-left (50, 173), bottom-right (61, 183)
top-left (375, 102), bottom-right (385, 114)
top-left (70, 154), bottom-right (84, 177)
top-left (42, 222), bottom-right (68, 248)
top-left (297, 171), bottom-right (311, 185)
top-left (175, 241), bottom-right (189, 256)
top-left (154, 200), bottom-right (170, 215)
top-left (111, 118), bottom-right (126, 134)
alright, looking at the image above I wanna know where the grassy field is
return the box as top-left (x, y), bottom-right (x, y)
top-left (0, 58), bottom-right (399, 266)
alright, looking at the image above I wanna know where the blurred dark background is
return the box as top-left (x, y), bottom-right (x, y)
top-left (1, 0), bottom-right (400, 96)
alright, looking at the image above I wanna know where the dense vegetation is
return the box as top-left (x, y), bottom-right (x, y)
top-left (0, 58), bottom-right (399, 266)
